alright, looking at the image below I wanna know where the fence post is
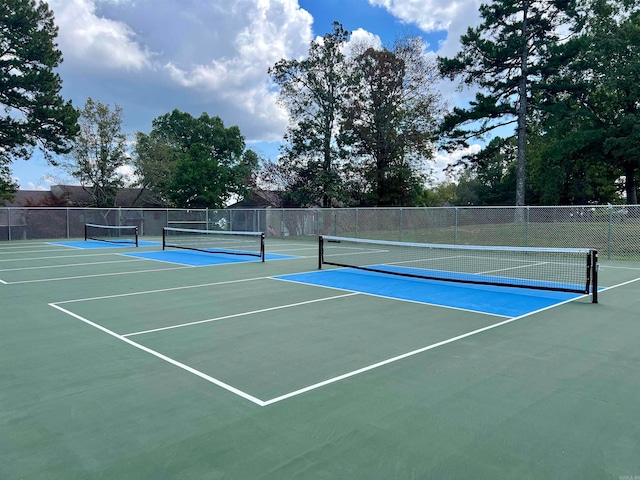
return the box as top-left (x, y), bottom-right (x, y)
top-left (355, 208), bottom-right (359, 238)
top-left (399, 208), bottom-right (404, 241)
top-left (7, 208), bottom-right (11, 241)
top-left (608, 204), bottom-right (613, 260)
top-left (66, 208), bottom-right (70, 238)
top-left (454, 207), bottom-right (458, 245)
top-left (526, 206), bottom-right (530, 247)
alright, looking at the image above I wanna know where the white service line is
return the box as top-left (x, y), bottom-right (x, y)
top-left (54, 275), bottom-right (274, 304)
top-left (0, 252), bottom-right (129, 263)
top-left (123, 293), bottom-right (361, 337)
top-left (3, 265), bottom-right (193, 284)
top-left (0, 258), bottom-right (147, 272)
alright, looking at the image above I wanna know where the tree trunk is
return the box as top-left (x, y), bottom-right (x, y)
top-left (515, 0), bottom-right (529, 211)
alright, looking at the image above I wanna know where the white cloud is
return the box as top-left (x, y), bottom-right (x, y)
top-left (431, 144), bottom-right (482, 181)
top-left (43, 0), bottom-right (317, 144)
top-left (49, 0), bottom-right (152, 70)
top-left (367, 0), bottom-right (483, 58)
top-left (369, 0), bottom-right (480, 32)
top-left (116, 164), bottom-right (137, 186)
top-left (150, 0), bottom-right (314, 140)
top-left (342, 28), bottom-right (383, 58)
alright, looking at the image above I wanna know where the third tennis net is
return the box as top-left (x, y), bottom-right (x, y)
top-left (319, 235), bottom-right (598, 302)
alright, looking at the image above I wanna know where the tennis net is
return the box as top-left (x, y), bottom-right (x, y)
top-left (319, 236), bottom-right (598, 302)
top-left (84, 223), bottom-right (139, 246)
top-left (163, 227), bottom-right (265, 261)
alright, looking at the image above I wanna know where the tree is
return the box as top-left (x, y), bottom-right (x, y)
top-left (63, 98), bottom-right (127, 207)
top-left (455, 137), bottom-right (521, 205)
top-left (0, 165), bottom-right (19, 203)
top-left (342, 37), bottom-right (444, 206)
top-left (537, 0), bottom-right (640, 204)
top-left (133, 129), bottom-right (180, 206)
top-left (134, 110), bottom-right (259, 208)
top-left (438, 0), bottom-right (578, 208)
top-left (0, 0), bottom-right (79, 199)
top-left (269, 22), bottom-right (350, 208)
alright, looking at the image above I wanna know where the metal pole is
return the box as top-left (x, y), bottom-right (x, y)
top-left (454, 207), bottom-right (458, 245)
top-left (608, 205), bottom-right (613, 260)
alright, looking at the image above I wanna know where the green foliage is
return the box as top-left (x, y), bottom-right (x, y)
top-left (456, 138), bottom-right (521, 205)
top-left (438, 0), bottom-right (579, 206)
top-left (64, 98), bottom-right (127, 207)
top-left (343, 38), bottom-right (443, 206)
top-left (536, 0), bottom-right (640, 204)
top-left (269, 24), bottom-right (442, 207)
top-left (419, 181), bottom-right (459, 207)
top-left (134, 110), bottom-right (258, 208)
top-left (0, 164), bottom-right (19, 203)
top-left (269, 22), bottom-right (350, 208)
top-left (0, 0), bottom-right (79, 172)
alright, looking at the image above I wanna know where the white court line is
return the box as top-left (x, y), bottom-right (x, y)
top-left (272, 276), bottom-right (511, 318)
top-left (479, 261), bottom-right (549, 275)
top-left (48, 303), bottom-right (267, 406)
top-left (603, 265), bottom-right (640, 271)
top-left (0, 258), bottom-right (147, 272)
top-left (598, 276), bottom-right (640, 291)
top-left (0, 278), bottom-right (7, 285)
top-left (0, 243), bottom-right (53, 250)
top-left (267, 246), bottom-right (317, 253)
top-left (261, 292), bottom-right (591, 406)
top-left (47, 275), bottom-right (640, 407)
top-left (0, 252), bottom-right (133, 263)
top-left (3, 265), bottom-right (193, 284)
top-left (123, 292), bottom-right (361, 337)
top-left (259, 276), bottom-right (640, 406)
top-left (0, 247), bottom-right (88, 255)
top-left (54, 276), bottom-right (274, 304)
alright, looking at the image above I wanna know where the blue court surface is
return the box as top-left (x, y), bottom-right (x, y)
top-left (276, 268), bottom-right (583, 317)
top-left (51, 240), bottom-right (160, 249)
top-left (125, 249), bottom-right (296, 266)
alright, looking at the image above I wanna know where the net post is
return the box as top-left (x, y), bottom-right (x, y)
top-left (84, 223), bottom-right (88, 241)
top-left (590, 250), bottom-right (598, 304)
top-left (162, 227), bottom-right (166, 250)
top-left (135, 227), bottom-right (139, 247)
top-left (318, 235), bottom-right (323, 270)
top-left (260, 232), bottom-right (265, 262)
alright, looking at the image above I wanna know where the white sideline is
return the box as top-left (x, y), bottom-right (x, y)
top-left (48, 303), bottom-right (268, 406)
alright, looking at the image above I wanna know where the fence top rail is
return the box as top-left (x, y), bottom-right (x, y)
top-left (1, 205), bottom-right (638, 211)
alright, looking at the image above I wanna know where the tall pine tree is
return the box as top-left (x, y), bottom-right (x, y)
top-left (438, 0), bottom-right (578, 209)
top-left (0, 0), bottom-right (79, 200)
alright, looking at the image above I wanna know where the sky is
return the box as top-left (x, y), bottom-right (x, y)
top-left (12, 0), bottom-right (485, 191)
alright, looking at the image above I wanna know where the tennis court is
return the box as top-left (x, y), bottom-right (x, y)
top-left (1, 234), bottom-right (640, 479)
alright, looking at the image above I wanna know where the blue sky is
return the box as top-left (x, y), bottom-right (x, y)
top-left (11, 0), bottom-right (483, 191)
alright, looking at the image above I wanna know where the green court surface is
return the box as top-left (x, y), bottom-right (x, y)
top-left (1, 237), bottom-right (639, 479)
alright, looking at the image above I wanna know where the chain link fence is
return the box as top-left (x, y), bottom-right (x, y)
top-left (1, 205), bottom-right (638, 260)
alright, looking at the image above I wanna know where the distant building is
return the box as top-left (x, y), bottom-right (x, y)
top-left (228, 190), bottom-right (283, 209)
top-left (3, 185), bottom-right (167, 208)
